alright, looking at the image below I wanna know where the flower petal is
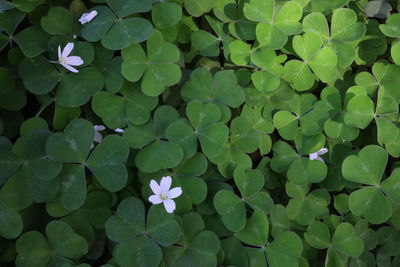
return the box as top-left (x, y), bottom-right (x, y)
top-left (317, 148), bottom-right (328, 156)
top-left (60, 62), bottom-right (79, 73)
top-left (149, 180), bottom-right (161, 195)
top-left (94, 125), bottom-right (106, 131)
top-left (114, 128), bottom-right (124, 133)
top-left (62, 42), bottom-right (74, 58)
top-left (148, 195), bottom-right (163, 205)
top-left (65, 56), bottom-right (84, 66)
top-left (315, 156), bottom-right (324, 162)
top-left (309, 152), bottom-right (318, 160)
top-left (160, 176), bottom-right (172, 192)
top-left (58, 45), bottom-right (61, 59)
top-left (93, 131), bottom-right (103, 143)
top-left (163, 199), bottom-right (176, 213)
top-left (168, 187), bottom-right (182, 199)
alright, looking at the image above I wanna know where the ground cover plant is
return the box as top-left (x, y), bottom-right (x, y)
top-left (1, 0), bottom-right (400, 266)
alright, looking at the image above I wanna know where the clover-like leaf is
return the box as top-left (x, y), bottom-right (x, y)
top-left (181, 68), bottom-right (245, 108)
top-left (342, 145), bottom-right (387, 185)
top-left (332, 222), bottom-right (364, 257)
top-left (92, 86), bottom-right (158, 128)
top-left (81, 5), bottom-right (153, 51)
top-left (266, 231), bottom-right (303, 267)
top-left (214, 190), bottom-right (246, 232)
top-left (87, 135), bottom-right (129, 192)
top-left (0, 201), bottom-right (23, 239)
top-left (122, 30), bottom-right (181, 96)
top-left (106, 199), bottom-right (180, 267)
top-left (244, 0), bottom-right (302, 49)
top-left (40, 7), bottom-right (72, 35)
top-left (236, 209), bottom-right (269, 247)
top-left (16, 221), bottom-right (88, 267)
top-left (135, 140), bottom-right (184, 173)
top-left (55, 67), bottom-right (104, 107)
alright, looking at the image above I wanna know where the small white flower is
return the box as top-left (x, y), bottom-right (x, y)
top-left (57, 42), bottom-right (84, 73)
top-left (148, 176), bottom-right (182, 213)
top-left (79, 10), bottom-right (97, 24)
top-left (93, 125), bottom-right (106, 143)
top-left (309, 148), bottom-right (328, 162)
top-left (114, 128), bottom-right (124, 133)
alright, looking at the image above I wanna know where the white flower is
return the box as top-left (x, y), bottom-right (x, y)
top-left (309, 148), bottom-right (328, 162)
top-left (93, 125), bottom-right (106, 143)
top-left (57, 43), bottom-right (84, 73)
top-left (114, 128), bottom-right (124, 133)
top-left (79, 10), bottom-right (97, 24)
top-left (148, 176), bottom-right (182, 213)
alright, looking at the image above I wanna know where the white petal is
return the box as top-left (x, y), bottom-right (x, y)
top-left (62, 42), bottom-right (74, 58)
top-left (163, 199), bottom-right (176, 213)
top-left (309, 152), bottom-right (318, 160)
top-left (79, 10), bottom-right (97, 24)
top-left (160, 176), bottom-right (172, 192)
top-left (93, 131), bottom-right (103, 143)
top-left (149, 180), bottom-right (161, 195)
top-left (94, 125), bottom-right (106, 131)
top-left (317, 148), bottom-right (328, 156)
top-left (60, 62), bottom-right (79, 73)
top-left (65, 56), bottom-right (84, 66)
top-left (168, 187), bottom-right (182, 199)
top-left (316, 156), bottom-right (324, 162)
top-left (148, 195), bottom-right (163, 205)
top-left (114, 128), bottom-right (124, 133)
top-left (58, 45), bottom-right (61, 59)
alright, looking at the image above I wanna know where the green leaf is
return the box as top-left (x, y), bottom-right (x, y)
top-left (58, 164), bottom-right (86, 210)
top-left (184, 0), bottom-right (214, 17)
top-left (87, 135), bottom-right (129, 192)
top-left (146, 205), bottom-right (181, 246)
top-left (101, 18), bottom-right (153, 51)
top-left (267, 231), bottom-right (303, 267)
top-left (135, 141), bottom-right (184, 173)
top-left (214, 190), bottom-right (246, 232)
top-left (287, 157), bottom-right (327, 184)
top-left (56, 67), bottom-right (104, 107)
top-left (14, 26), bottom-right (50, 57)
top-left (304, 221), bottom-right (330, 249)
top-left (191, 30), bottom-right (220, 57)
top-left (106, 0), bottom-right (152, 17)
top-left (332, 222), bottom-right (364, 257)
top-left (114, 235), bottom-right (162, 267)
top-left (236, 209), bottom-right (269, 246)
top-left (16, 231), bottom-right (51, 267)
top-left (40, 7), bottom-right (72, 35)
top-left (105, 197), bottom-right (145, 242)
top-left (46, 221), bottom-right (88, 259)
top-left (380, 13), bottom-right (400, 37)
top-left (0, 137), bottom-right (20, 183)
top-left (342, 145), bottom-right (387, 185)
top-left (0, 201), bottom-right (23, 239)
top-left (381, 168), bottom-right (400, 203)
top-left (18, 56), bottom-right (60, 94)
top-left (152, 2), bottom-right (182, 29)
top-left (284, 60), bottom-right (314, 91)
top-left (182, 68), bottom-right (245, 107)
top-left (309, 46), bottom-right (337, 83)
top-left (46, 119), bottom-right (94, 163)
top-left (198, 122), bottom-right (229, 158)
top-left (80, 6), bottom-right (116, 42)
top-left (234, 167), bottom-right (264, 199)
top-left (344, 95), bottom-right (375, 129)
top-left (349, 187), bottom-right (391, 224)
top-left (122, 30), bottom-right (181, 96)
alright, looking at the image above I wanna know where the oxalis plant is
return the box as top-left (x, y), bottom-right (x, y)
top-left (2, 0), bottom-right (400, 266)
